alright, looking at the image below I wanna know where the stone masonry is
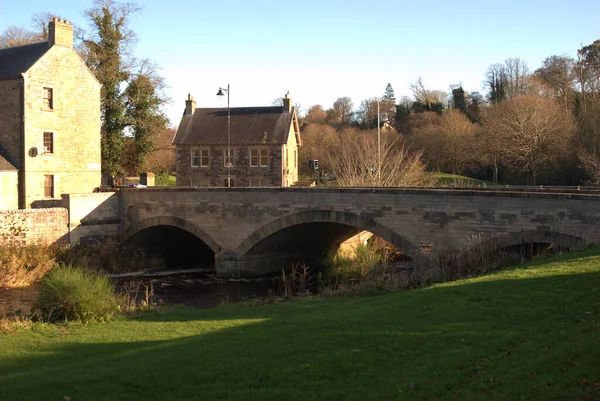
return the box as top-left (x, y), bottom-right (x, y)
top-left (64, 187), bottom-right (600, 278)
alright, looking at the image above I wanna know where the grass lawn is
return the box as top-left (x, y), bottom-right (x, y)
top-left (1, 249), bottom-right (599, 400)
top-left (432, 172), bottom-right (496, 187)
top-left (166, 174), bottom-right (176, 186)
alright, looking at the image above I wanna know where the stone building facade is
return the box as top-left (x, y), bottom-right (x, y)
top-left (0, 18), bottom-right (101, 209)
top-left (173, 92), bottom-right (301, 187)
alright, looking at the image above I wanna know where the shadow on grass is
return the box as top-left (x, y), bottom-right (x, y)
top-left (0, 268), bottom-right (598, 400)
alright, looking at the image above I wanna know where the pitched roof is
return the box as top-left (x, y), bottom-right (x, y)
top-left (174, 107), bottom-right (295, 145)
top-left (0, 145), bottom-right (17, 171)
top-left (0, 41), bottom-right (49, 80)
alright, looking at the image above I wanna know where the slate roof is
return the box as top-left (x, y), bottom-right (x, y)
top-left (0, 41), bottom-right (48, 80)
top-left (174, 107), bottom-right (296, 145)
top-left (0, 145), bottom-right (17, 171)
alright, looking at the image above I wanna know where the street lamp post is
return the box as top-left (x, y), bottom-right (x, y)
top-left (377, 98), bottom-right (381, 186)
top-left (216, 85), bottom-right (231, 187)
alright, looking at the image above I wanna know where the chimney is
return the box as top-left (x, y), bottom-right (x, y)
top-left (283, 91), bottom-right (293, 113)
top-left (184, 93), bottom-right (197, 116)
top-left (48, 18), bottom-right (73, 48)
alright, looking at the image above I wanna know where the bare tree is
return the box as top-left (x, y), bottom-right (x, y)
top-left (327, 127), bottom-right (433, 187)
top-left (535, 55), bottom-right (575, 112)
top-left (409, 110), bottom-right (477, 175)
top-left (0, 26), bottom-right (38, 48)
top-left (504, 58), bottom-right (532, 98)
top-left (328, 97), bottom-right (354, 127)
top-left (304, 105), bottom-right (328, 125)
top-left (298, 123), bottom-right (339, 175)
top-left (485, 95), bottom-right (575, 184)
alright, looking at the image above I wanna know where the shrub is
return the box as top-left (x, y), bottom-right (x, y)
top-left (33, 264), bottom-right (120, 323)
top-left (0, 243), bottom-right (66, 288)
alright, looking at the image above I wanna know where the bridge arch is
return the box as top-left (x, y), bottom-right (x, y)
top-left (460, 230), bottom-right (586, 262)
top-left (235, 209), bottom-right (416, 257)
top-left (123, 215), bottom-right (222, 254)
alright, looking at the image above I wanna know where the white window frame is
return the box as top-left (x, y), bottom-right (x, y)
top-left (200, 148), bottom-right (210, 167)
top-left (249, 148), bottom-right (269, 167)
top-left (191, 149), bottom-right (200, 167)
top-left (249, 178), bottom-right (269, 187)
top-left (43, 131), bottom-right (54, 154)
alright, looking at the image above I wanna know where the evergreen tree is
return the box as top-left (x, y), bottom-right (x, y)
top-left (383, 83), bottom-right (396, 102)
top-left (451, 86), bottom-right (467, 114)
top-left (84, 1), bottom-right (138, 177)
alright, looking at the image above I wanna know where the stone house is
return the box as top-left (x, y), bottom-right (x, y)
top-left (0, 18), bottom-right (101, 209)
top-left (173, 92), bottom-right (301, 187)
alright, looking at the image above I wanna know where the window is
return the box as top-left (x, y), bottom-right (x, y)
top-left (223, 149), bottom-right (234, 167)
top-left (43, 132), bottom-right (53, 154)
top-left (249, 178), bottom-right (269, 187)
top-left (223, 179), bottom-right (234, 187)
top-left (43, 87), bottom-right (53, 110)
top-left (191, 149), bottom-right (200, 167)
top-left (44, 175), bottom-right (54, 198)
top-left (250, 148), bottom-right (269, 167)
top-left (191, 179), bottom-right (210, 187)
top-left (294, 149), bottom-right (297, 168)
top-left (191, 148), bottom-right (210, 167)
top-left (200, 149), bottom-right (210, 167)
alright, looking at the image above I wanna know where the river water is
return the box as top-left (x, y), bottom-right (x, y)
top-left (0, 268), bottom-right (279, 316)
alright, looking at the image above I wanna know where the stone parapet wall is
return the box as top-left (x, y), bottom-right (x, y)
top-left (61, 192), bottom-right (120, 245)
top-left (0, 208), bottom-right (68, 246)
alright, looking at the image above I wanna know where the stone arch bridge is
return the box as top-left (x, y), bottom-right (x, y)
top-left (63, 187), bottom-right (600, 278)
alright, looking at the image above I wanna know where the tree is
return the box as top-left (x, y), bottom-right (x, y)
top-left (304, 105), bottom-right (328, 125)
top-left (450, 85), bottom-right (467, 114)
top-left (383, 83), bottom-right (396, 102)
top-left (298, 123), bottom-right (339, 175)
top-left (535, 55), bottom-right (575, 113)
top-left (409, 110), bottom-right (477, 175)
top-left (575, 40), bottom-right (600, 112)
top-left (327, 127), bottom-right (432, 187)
top-left (485, 63), bottom-right (507, 104)
top-left (328, 96), bottom-right (354, 127)
top-left (0, 25), bottom-right (38, 48)
top-left (409, 77), bottom-right (446, 112)
top-left (124, 59), bottom-right (169, 174)
top-left (84, 0), bottom-right (140, 177)
top-left (484, 95), bottom-right (575, 184)
top-left (466, 92), bottom-right (485, 123)
top-left (504, 58), bottom-right (531, 98)
top-left (144, 128), bottom-right (176, 176)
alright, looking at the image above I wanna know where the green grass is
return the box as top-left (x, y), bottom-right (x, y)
top-left (432, 172), bottom-right (496, 187)
top-left (166, 174), bottom-right (176, 186)
top-left (1, 248), bottom-right (599, 400)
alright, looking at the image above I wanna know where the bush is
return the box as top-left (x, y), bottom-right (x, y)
top-left (0, 243), bottom-right (66, 288)
top-left (33, 264), bottom-right (120, 323)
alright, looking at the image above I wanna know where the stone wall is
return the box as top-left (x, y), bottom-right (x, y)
top-left (62, 192), bottom-right (120, 245)
top-left (117, 187), bottom-right (600, 277)
top-left (0, 208), bottom-right (68, 246)
top-left (0, 79), bottom-right (23, 170)
top-left (176, 144), bottom-right (285, 187)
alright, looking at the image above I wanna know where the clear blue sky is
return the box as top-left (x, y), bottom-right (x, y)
top-left (1, 0), bottom-right (599, 126)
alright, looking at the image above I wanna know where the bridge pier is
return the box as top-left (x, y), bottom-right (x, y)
top-left (215, 251), bottom-right (242, 279)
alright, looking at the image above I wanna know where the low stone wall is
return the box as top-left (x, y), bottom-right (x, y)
top-left (0, 208), bottom-right (68, 246)
top-left (61, 192), bottom-right (120, 245)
